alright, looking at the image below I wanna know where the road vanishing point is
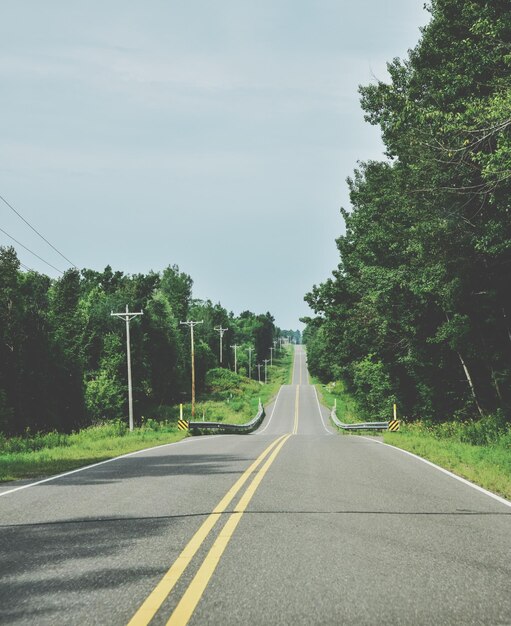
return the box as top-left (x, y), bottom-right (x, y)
top-left (1, 346), bottom-right (510, 625)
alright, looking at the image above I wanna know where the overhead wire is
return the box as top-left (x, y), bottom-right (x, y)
top-left (0, 193), bottom-right (77, 268)
top-left (19, 262), bottom-right (35, 273)
top-left (0, 226), bottom-right (64, 274)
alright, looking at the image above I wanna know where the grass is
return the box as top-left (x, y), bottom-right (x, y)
top-left (314, 376), bottom-right (511, 501)
top-left (384, 421), bottom-right (511, 501)
top-left (0, 419), bottom-right (185, 483)
top-left (190, 346), bottom-right (294, 425)
top-left (312, 378), bottom-right (360, 423)
top-left (0, 347), bottom-right (294, 483)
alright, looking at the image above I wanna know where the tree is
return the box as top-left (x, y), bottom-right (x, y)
top-left (304, 0), bottom-right (511, 422)
top-left (48, 269), bottom-right (86, 430)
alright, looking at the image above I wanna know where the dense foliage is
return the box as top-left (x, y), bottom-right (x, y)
top-left (304, 0), bottom-right (511, 422)
top-left (0, 249), bottom-right (286, 435)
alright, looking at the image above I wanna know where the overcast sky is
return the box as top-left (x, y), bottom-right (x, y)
top-left (1, 1), bottom-right (429, 330)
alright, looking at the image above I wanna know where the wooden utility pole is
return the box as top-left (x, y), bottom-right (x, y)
top-left (180, 320), bottom-right (203, 417)
top-left (231, 344), bottom-right (239, 374)
top-left (111, 304), bottom-right (143, 431)
top-left (263, 359), bottom-right (270, 384)
top-left (248, 346), bottom-right (253, 379)
top-left (214, 325), bottom-right (228, 364)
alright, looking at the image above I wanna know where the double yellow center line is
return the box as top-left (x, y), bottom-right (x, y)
top-left (128, 433), bottom-right (291, 626)
top-left (293, 384), bottom-right (300, 434)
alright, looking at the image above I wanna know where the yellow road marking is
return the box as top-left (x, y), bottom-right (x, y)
top-left (127, 434), bottom-right (288, 626)
top-left (166, 434), bottom-right (292, 626)
top-left (293, 384), bottom-right (299, 434)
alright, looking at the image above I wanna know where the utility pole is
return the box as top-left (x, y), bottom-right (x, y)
top-left (180, 320), bottom-right (203, 417)
top-left (270, 346), bottom-right (274, 366)
top-left (231, 344), bottom-right (239, 374)
top-left (263, 359), bottom-right (270, 384)
top-left (214, 325), bottom-right (228, 365)
top-left (248, 346), bottom-right (253, 379)
top-left (257, 363), bottom-right (263, 384)
top-left (111, 304), bottom-right (143, 432)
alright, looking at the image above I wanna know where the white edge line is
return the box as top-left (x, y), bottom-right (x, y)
top-left (313, 386), bottom-right (333, 435)
top-left (0, 434), bottom-right (227, 498)
top-left (359, 435), bottom-right (511, 509)
top-left (257, 386), bottom-right (284, 435)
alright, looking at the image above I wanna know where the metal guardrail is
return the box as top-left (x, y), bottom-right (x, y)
top-left (189, 401), bottom-right (265, 435)
top-left (330, 408), bottom-right (389, 431)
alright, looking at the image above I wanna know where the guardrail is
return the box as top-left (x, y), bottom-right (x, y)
top-left (188, 400), bottom-right (265, 435)
top-left (330, 408), bottom-right (389, 431)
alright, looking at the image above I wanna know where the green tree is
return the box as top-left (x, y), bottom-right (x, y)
top-left (305, 0), bottom-right (511, 423)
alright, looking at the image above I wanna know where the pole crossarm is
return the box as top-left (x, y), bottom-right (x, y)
top-left (111, 312), bottom-right (143, 322)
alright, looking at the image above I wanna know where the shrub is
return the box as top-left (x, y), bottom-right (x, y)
top-left (84, 369), bottom-right (124, 421)
top-left (352, 355), bottom-right (396, 419)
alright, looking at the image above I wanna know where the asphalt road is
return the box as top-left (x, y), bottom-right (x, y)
top-left (1, 346), bottom-right (510, 625)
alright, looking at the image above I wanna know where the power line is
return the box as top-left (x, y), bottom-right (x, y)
top-left (0, 193), bottom-right (77, 268)
top-left (0, 226), bottom-right (64, 274)
top-left (19, 262), bottom-right (35, 272)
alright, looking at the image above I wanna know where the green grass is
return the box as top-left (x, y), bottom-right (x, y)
top-left (0, 347), bottom-right (294, 482)
top-left (190, 346), bottom-right (294, 425)
top-left (312, 378), bottom-right (359, 423)
top-left (384, 421), bottom-right (511, 501)
top-left (0, 419), bottom-right (185, 483)
top-left (313, 378), bottom-right (387, 436)
top-left (313, 376), bottom-right (511, 501)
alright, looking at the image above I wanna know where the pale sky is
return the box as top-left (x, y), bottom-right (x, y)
top-left (1, 1), bottom-right (429, 330)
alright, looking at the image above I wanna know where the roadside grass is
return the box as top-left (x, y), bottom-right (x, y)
top-left (384, 421), bottom-right (511, 501)
top-left (313, 376), bottom-right (511, 501)
top-left (0, 347), bottom-right (293, 483)
top-left (0, 419), bottom-right (185, 483)
top-left (312, 378), bottom-right (360, 423)
top-left (190, 346), bottom-right (294, 425)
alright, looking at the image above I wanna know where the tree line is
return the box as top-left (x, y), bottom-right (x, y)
top-left (0, 246), bottom-right (296, 435)
top-left (303, 0), bottom-right (511, 423)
